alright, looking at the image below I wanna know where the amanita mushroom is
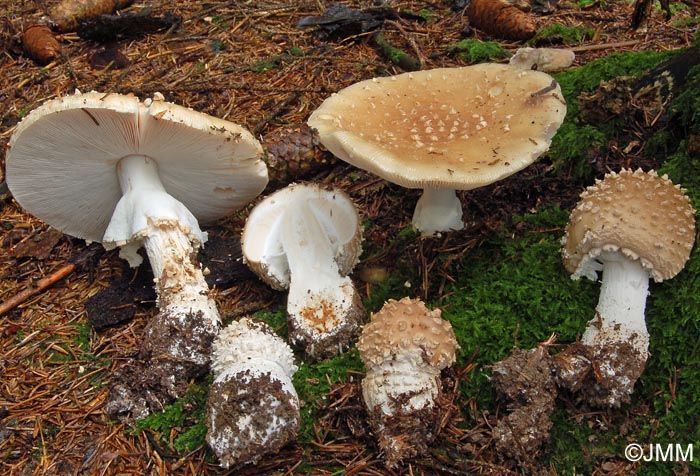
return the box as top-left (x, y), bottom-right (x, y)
top-left (5, 90), bottom-right (268, 418)
top-left (206, 317), bottom-right (299, 468)
top-left (357, 297), bottom-right (458, 466)
top-left (308, 64), bottom-right (566, 235)
top-left (561, 168), bottom-right (696, 406)
top-left (241, 183), bottom-right (365, 358)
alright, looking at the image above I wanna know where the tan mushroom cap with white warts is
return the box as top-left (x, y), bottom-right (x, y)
top-left (307, 64), bottom-right (566, 190)
top-left (358, 297), bottom-right (458, 369)
top-left (562, 168), bottom-right (696, 282)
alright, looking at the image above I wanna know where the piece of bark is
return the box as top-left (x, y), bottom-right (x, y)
top-left (22, 24), bottom-right (61, 65)
top-left (467, 0), bottom-right (536, 41)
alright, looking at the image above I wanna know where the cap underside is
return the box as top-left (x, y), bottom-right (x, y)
top-left (6, 92), bottom-right (267, 243)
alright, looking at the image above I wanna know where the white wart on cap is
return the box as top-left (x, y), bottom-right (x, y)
top-left (308, 64), bottom-right (566, 235)
top-left (6, 90), bottom-right (269, 418)
top-left (561, 168), bottom-right (696, 406)
top-left (241, 183), bottom-right (365, 358)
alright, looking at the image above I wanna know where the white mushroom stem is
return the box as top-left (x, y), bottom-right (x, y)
top-left (280, 201), bottom-right (359, 350)
top-left (581, 251), bottom-right (650, 360)
top-left (412, 187), bottom-right (465, 236)
top-left (105, 154), bottom-right (219, 328)
top-left (362, 358), bottom-right (440, 416)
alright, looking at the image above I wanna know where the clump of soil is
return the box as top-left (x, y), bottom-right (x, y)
top-left (206, 369), bottom-right (299, 468)
top-left (366, 390), bottom-right (445, 468)
top-left (554, 340), bottom-right (647, 408)
top-left (492, 336), bottom-right (649, 462)
top-left (490, 344), bottom-right (558, 463)
top-left (85, 261), bottom-right (155, 330)
top-left (198, 232), bottom-right (253, 289)
top-left (105, 307), bottom-right (219, 421)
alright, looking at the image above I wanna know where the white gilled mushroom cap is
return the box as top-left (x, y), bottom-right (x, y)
top-left (241, 183), bottom-right (365, 358)
top-left (308, 64), bottom-right (566, 235)
top-left (242, 183), bottom-right (362, 290)
top-left (6, 90), bottom-right (269, 418)
top-left (561, 168), bottom-right (696, 406)
top-left (7, 91), bottom-right (268, 252)
top-left (357, 297), bottom-right (458, 465)
top-left (206, 318), bottom-right (299, 468)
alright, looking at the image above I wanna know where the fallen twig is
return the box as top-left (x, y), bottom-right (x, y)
top-left (571, 40), bottom-right (641, 52)
top-left (0, 243), bottom-right (103, 316)
top-left (0, 263), bottom-right (76, 316)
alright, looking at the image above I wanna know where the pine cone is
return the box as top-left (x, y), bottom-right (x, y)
top-left (22, 24), bottom-right (61, 65)
top-left (467, 0), bottom-right (537, 41)
top-left (263, 124), bottom-right (336, 187)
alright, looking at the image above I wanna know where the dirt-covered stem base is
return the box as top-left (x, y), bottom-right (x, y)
top-left (105, 222), bottom-right (220, 419)
top-left (579, 252), bottom-right (650, 406)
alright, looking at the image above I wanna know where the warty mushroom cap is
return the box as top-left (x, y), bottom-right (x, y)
top-left (562, 168), bottom-right (696, 283)
top-left (6, 91), bottom-right (268, 244)
top-left (241, 182), bottom-right (362, 290)
top-left (307, 64), bottom-right (566, 191)
top-left (357, 297), bottom-right (458, 370)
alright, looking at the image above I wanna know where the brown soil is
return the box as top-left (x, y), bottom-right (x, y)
top-left (490, 345), bottom-right (558, 464)
top-left (0, 0), bottom-right (697, 475)
top-left (206, 368), bottom-right (299, 468)
top-left (555, 339), bottom-right (648, 408)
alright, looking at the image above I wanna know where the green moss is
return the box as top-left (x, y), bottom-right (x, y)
top-left (373, 33), bottom-right (421, 71)
top-left (134, 382), bottom-right (210, 453)
top-left (438, 207), bottom-right (597, 408)
top-left (530, 24), bottom-right (594, 45)
top-left (250, 308), bottom-right (289, 338)
top-left (570, 0), bottom-right (606, 6)
top-left (293, 350), bottom-right (364, 442)
top-left (548, 49), bottom-right (680, 179)
top-left (448, 39), bottom-right (508, 63)
top-left (672, 16), bottom-right (700, 28)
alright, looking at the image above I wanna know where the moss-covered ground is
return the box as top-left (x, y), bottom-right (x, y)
top-left (134, 46), bottom-right (700, 474)
top-left (3, 1), bottom-right (699, 473)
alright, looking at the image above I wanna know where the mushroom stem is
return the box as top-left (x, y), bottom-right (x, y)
top-left (581, 251), bottom-right (650, 358)
top-left (106, 154), bottom-right (219, 326)
top-left (412, 187), bottom-right (465, 236)
top-left (143, 226), bottom-right (219, 328)
top-left (280, 201), bottom-right (363, 357)
top-left (362, 358), bottom-right (440, 415)
top-left (102, 154), bottom-right (221, 419)
top-left (575, 251), bottom-right (651, 406)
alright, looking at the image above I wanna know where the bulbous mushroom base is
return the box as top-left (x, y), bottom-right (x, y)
top-left (362, 368), bottom-right (443, 467)
top-left (105, 308), bottom-right (219, 420)
top-left (206, 365), bottom-right (300, 468)
top-left (555, 340), bottom-right (647, 408)
top-left (287, 281), bottom-right (366, 359)
top-left (366, 398), bottom-right (440, 468)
